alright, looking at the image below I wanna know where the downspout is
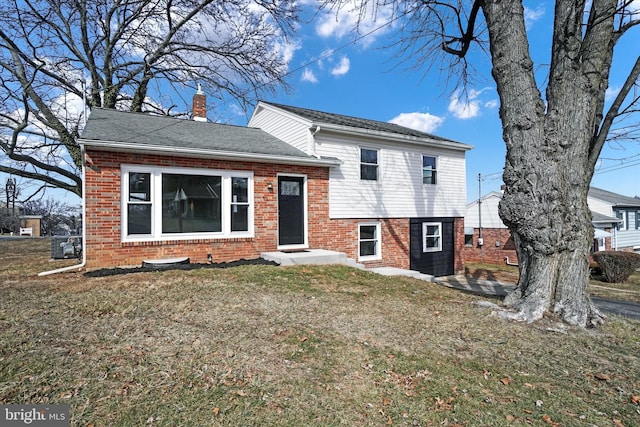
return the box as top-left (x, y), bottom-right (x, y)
top-left (310, 125), bottom-right (320, 157)
top-left (38, 145), bottom-right (87, 276)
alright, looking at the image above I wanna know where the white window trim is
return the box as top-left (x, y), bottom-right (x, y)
top-left (422, 222), bottom-right (442, 253)
top-left (616, 210), bottom-right (627, 231)
top-left (121, 164), bottom-right (254, 242)
top-left (358, 222), bottom-right (382, 261)
top-left (359, 147), bottom-right (379, 181)
top-left (422, 154), bottom-right (438, 185)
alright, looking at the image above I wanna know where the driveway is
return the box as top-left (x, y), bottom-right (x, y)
top-left (435, 275), bottom-right (640, 320)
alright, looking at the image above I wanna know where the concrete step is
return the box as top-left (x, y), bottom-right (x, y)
top-left (261, 249), bottom-right (348, 266)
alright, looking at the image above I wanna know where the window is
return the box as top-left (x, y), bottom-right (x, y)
top-left (422, 156), bottom-right (437, 184)
top-left (358, 222), bottom-right (381, 261)
top-left (422, 222), bottom-right (442, 252)
top-left (122, 165), bottom-right (252, 241)
top-left (615, 210), bottom-right (627, 230)
top-left (127, 172), bottom-right (152, 235)
top-left (464, 234), bottom-right (473, 246)
top-left (360, 148), bottom-right (378, 181)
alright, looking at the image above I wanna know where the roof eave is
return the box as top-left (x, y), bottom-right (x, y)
top-left (313, 122), bottom-right (473, 151)
top-left (79, 139), bottom-right (342, 167)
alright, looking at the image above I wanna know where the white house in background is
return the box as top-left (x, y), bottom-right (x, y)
top-left (249, 101), bottom-right (473, 276)
top-left (464, 189), bottom-right (625, 264)
top-left (588, 187), bottom-right (640, 252)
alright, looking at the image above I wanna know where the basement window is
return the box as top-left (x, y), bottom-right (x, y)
top-left (358, 222), bottom-right (381, 261)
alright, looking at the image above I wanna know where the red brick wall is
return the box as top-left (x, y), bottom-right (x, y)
top-left (84, 149), bottom-right (331, 268)
top-left (84, 149), bottom-right (466, 273)
top-left (462, 227), bottom-right (518, 266)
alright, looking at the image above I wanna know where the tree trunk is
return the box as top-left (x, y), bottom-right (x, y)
top-left (480, 0), bottom-right (616, 326)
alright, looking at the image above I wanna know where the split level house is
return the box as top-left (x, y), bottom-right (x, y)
top-left (464, 187), bottom-right (639, 265)
top-left (78, 94), bottom-right (472, 276)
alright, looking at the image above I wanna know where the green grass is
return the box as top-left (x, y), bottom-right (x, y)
top-left (1, 239), bottom-right (639, 426)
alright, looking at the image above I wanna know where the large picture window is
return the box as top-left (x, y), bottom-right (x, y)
top-left (122, 166), bottom-right (253, 241)
top-left (359, 222), bottom-right (381, 261)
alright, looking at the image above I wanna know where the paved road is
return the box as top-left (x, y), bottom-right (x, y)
top-left (435, 275), bottom-right (640, 321)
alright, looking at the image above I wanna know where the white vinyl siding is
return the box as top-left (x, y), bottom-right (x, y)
top-left (465, 192), bottom-right (508, 229)
top-left (248, 105), bottom-right (313, 154)
top-left (316, 136), bottom-right (467, 219)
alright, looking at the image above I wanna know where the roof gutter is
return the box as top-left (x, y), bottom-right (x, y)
top-left (39, 146), bottom-right (87, 276)
top-left (311, 122), bottom-right (474, 151)
top-left (78, 139), bottom-right (342, 167)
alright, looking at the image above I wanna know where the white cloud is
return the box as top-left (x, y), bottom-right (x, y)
top-left (301, 68), bottom-right (318, 83)
top-left (389, 112), bottom-right (444, 133)
top-left (605, 85), bottom-right (620, 102)
top-left (448, 90), bottom-right (481, 119)
top-left (330, 56), bottom-right (350, 76)
top-left (523, 5), bottom-right (545, 29)
top-left (484, 99), bottom-right (499, 109)
top-left (315, 1), bottom-right (396, 47)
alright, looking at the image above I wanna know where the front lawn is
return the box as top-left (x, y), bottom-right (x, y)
top-left (1, 239), bottom-right (639, 426)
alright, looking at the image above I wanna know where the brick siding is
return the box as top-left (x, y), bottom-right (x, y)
top-left (84, 149), bottom-right (466, 272)
top-left (462, 227), bottom-right (518, 266)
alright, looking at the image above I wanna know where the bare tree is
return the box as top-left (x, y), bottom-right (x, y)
top-left (0, 0), bottom-right (299, 197)
top-left (332, 0), bottom-right (640, 326)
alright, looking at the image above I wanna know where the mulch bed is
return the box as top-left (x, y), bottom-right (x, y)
top-left (84, 258), bottom-right (279, 277)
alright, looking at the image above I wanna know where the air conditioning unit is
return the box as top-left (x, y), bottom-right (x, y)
top-left (51, 236), bottom-right (83, 259)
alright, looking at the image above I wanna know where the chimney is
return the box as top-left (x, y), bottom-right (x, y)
top-left (192, 84), bottom-right (207, 122)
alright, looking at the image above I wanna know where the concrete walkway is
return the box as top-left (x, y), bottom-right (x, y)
top-left (433, 275), bottom-right (640, 320)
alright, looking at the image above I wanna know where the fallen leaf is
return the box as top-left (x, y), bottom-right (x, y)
top-left (523, 409), bottom-right (533, 414)
top-left (482, 369), bottom-right (491, 380)
top-left (594, 373), bottom-right (610, 381)
top-left (613, 420), bottom-right (625, 427)
top-left (506, 414), bottom-right (516, 422)
top-left (524, 383), bottom-right (534, 388)
top-left (500, 377), bottom-right (512, 385)
top-left (213, 407), bottom-right (220, 416)
top-left (298, 336), bottom-right (308, 343)
top-left (631, 395), bottom-right (639, 405)
top-left (382, 397), bottom-right (392, 406)
top-left (542, 414), bottom-right (560, 426)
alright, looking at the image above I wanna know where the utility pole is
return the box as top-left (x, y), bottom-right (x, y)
top-left (478, 173), bottom-right (483, 262)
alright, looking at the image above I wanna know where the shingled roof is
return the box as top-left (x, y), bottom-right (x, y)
top-left (589, 187), bottom-right (640, 207)
top-left (262, 102), bottom-right (463, 144)
top-left (79, 108), bottom-right (338, 166)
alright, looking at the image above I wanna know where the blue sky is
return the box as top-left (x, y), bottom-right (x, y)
top-left (4, 1), bottom-right (637, 209)
top-left (220, 0), bottom-right (640, 202)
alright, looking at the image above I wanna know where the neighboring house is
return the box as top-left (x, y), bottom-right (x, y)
top-left (464, 192), bottom-right (518, 264)
top-left (464, 190), bottom-right (623, 265)
top-left (78, 94), bottom-right (472, 276)
top-left (588, 187), bottom-right (640, 252)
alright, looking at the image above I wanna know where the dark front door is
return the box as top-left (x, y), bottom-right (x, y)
top-left (278, 176), bottom-right (305, 246)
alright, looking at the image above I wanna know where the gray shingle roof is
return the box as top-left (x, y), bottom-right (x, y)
top-left (589, 187), bottom-right (640, 207)
top-left (80, 108), bottom-right (320, 160)
top-left (263, 102), bottom-right (462, 144)
top-left (591, 211), bottom-right (622, 224)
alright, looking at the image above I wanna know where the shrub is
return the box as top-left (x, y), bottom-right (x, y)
top-left (592, 251), bottom-right (640, 283)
